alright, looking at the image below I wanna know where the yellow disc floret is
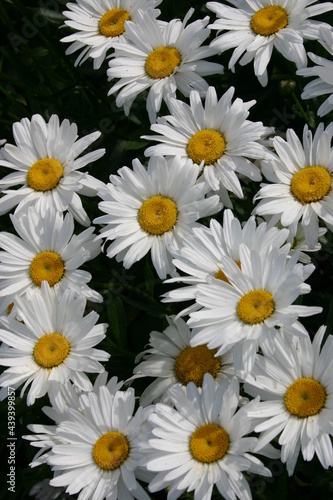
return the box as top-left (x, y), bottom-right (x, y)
top-left (174, 345), bottom-right (221, 387)
top-left (27, 158), bottom-right (64, 192)
top-left (237, 289), bottom-right (275, 325)
top-left (187, 129), bottom-right (226, 166)
top-left (33, 333), bottom-right (70, 368)
top-left (251, 6), bottom-right (288, 36)
top-left (285, 378), bottom-right (326, 418)
top-left (139, 195), bottom-right (177, 235)
top-left (190, 423), bottom-right (229, 463)
top-left (291, 166), bottom-right (331, 204)
top-left (93, 431), bottom-right (129, 470)
top-left (99, 8), bottom-right (131, 37)
top-left (145, 46), bottom-right (181, 79)
top-left (30, 251), bottom-right (64, 287)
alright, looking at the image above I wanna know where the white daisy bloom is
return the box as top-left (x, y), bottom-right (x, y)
top-left (253, 123), bottom-right (333, 249)
top-left (244, 327), bottom-right (333, 475)
top-left (0, 114), bottom-right (105, 226)
top-left (107, 8), bottom-right (224, 122)
top-left (61, 0), bottom-right (162, 69)
top-left (143, 86), bottom-right (272, 195)
top-left (187, 244), bottom-right (321, 373)
top-left (24, 372), bottom-right (124, 467)
top-left (297, 51), bottom-right (333, 117)
top-left (128, 315), bottom-right (235, 406)
top-left (0, 206), bottom-right (102, 314)
top-left (144, 374), bottom-right (278, 500)
top-left (94, 156), bottom-right (221, 279)
top-left (207, 0), bottom-right (333, 87)
top-left (0, 282), bottom-right (109, 405)
top-left (47, 386), bottom-right (151, 500)
top-left (162, 209), bottom-right (289, 314)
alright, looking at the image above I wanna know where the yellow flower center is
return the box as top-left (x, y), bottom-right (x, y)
top-left (215, 261), bottom-right (241, 284)
top-left (93, 432), bottom-right (129, 470)
top-left (30, 251), bottom-right (64, 287)
top-left (251, 6), bottom-right (288, 36)
top-left (27, 158), bottom-right (64, 192)
top-left (138, 195), bottom-right (178, 235)
top-left (190, 423), bottom-right (229, 463)
top-left (99, 8), bottom-right (131, 37)
top-left (291, 166), bottom-right (331, 204)
top-left (237, 289), bottom-right (275, 325)
top-left (174, 345), bottom-right (221, 387)
top-left (7, 302), bottom-right (14, 315)
top-left (187, 129), bottom-right (226, 166)
top-left (33, 333), bottom-right (70, 368)
top-left (145, 46), bottom-right (181, 79)
top-left (284, 378), bottom-right (326, 418)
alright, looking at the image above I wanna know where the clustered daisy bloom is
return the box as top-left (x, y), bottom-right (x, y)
top-left (0, 114), bottom-right (105, 226)
top-left (94, 156), bottom-right (221, 279)
top-left (107, 8), bottom-right (223, 121)
top-left (244, 327), bottom-right (333, 475)
top-left (0, 282), bottom-right (109, 405)
top-left (254, 123), bottom-right (333, 248)
top-left (61, 0), bottom-right (162, 69)
top-left (207, 0), bottom-right (333, 86)
top-left (143, 86), bottom-right (271, 200)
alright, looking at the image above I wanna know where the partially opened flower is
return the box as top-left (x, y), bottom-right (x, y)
top-left (254, 123), bottom-right (333, 249)
top-left (129, 315), bottom-right (234, 406)
top-left (187, 244), bottom-right (321, 372)
top-left (207, 0), bottom-right (333, 86)
top-left (61, 0), bottom-right (162, 69)
top-left (0, 206), bottom-right (102, 313)
top-left (94, 156), bottom-right (221, 279)
top-left (0, 114), bottom-right (105, 226)
top-left (143, 86), bottom-right (271, 196)
top-left (144, 374), bottom-right (277, 500)
top-left (0, 282), bottom-right (109, 405)
top-left (107, 8), bottom-right (223, 122)
top-left (244, 327), bottom-right (333, 475)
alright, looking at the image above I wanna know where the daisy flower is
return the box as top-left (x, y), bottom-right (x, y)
top-left (143, 86), bottom-right (272, 196)
top-left (129, 315), bottom-right (235, 406)
top-left (253, 123), bottom-right (333, 249)
top-left (94, 156), bottom-right (221, 279)
top-left (144, 374), bottom-right (277, 500)
top-left (207, 0), bottom-right (333, 86)
top-left (187, 244), bottom-right (321, 373)
top-left (61, 0), bottom-right (162, 69)
top-left (0, 206), bottom-right (102, 314)
top-left (162, 209), bottom-right (289, 314)
top-left (0, 282), bottom-right (109, 405)
top-left (244, 327), bottom-right (333, 475)
top-left (107, 8), bottom-right (223, 122)
top-left (0, 114), bottom-right (105, 226)
top-left (47, 385), bottom-right (151, 499)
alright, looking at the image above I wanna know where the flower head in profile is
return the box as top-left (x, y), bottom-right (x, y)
top-left (254, 123), bottom-right (333, 249)
top-left (297, 27), bottom-right (333, 117)
top-left (144, 374), bottom-right (277, 500)
top-left (0, 114), bottom-right (105, 226)
top-left (207, 0), bottom-right (333, 86)
top-left (107, 8), bottom-right (223, 122)
top-left (0, 206), bottom-right (102, 314)
top-left (244, 327), bottom-right (333, 475)
top-left (143, 86), bottom-right (271, 197)
top-left (61, 0), bottom-right (162, 69)
top-left (47, 385), bottom-right (151, 499)
top-left (129, 315), bottom-right (234, 406)
top-left (186, 244), bottom-right (321, 373)
top-left (0, 282), bottom-right (109, 405)
top-left (94, 156), bottom-right (221, 279)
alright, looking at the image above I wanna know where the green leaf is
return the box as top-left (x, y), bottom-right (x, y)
top-left (106, 296), bottom-right (128, 349)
